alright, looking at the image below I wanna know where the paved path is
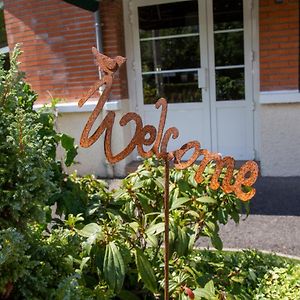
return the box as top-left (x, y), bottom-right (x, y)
top-left (107, 176), bottom-right (300, 257)
top-left (200, 177), bottom-right (300, 257)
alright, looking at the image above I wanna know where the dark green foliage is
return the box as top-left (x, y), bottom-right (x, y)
top-left (47, 158), bottom-right (298, 299)
top-left (0, 46), bottom-right (78, 299)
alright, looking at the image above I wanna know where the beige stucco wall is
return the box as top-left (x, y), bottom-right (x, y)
top-left (260, 103), bottom-right (300, 176)
top-left (56, 100), bottom-right (132, 178)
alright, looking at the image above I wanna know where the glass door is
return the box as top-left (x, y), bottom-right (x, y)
top-left (132, 0), bottom-right (212, 153)
top-left (128, 0), bottom-right (254, 159)
top-left (208, 0), bottom-right (255, 159)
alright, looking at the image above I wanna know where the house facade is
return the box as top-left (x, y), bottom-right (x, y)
top-left (3, 0), bottom-right (300, 177)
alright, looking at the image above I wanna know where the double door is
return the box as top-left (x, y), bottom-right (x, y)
top-left (128, 0), bottom-right (255, 159)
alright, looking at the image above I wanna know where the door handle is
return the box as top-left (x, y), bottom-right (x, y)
top-left (198, 68), bottom-right (207, 90)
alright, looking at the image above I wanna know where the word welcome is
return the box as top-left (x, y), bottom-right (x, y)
top-left (78, 48), bottom-right (259, 202)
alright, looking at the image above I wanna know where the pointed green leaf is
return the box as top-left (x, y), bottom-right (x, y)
top-left (146, 222), bottom-right (165, 236)
top-left (211, 234), bottom-right (223, 251)
top-left (170, 197), bottom-right (190, 211)
top-left (136, 192), bottom-right (152, 213)
top-left (193, 288), bottom-right (215, 300)
top-left (103, 242), bottom-right (125, 292)
top-left (79, 257), bottom-right (90, 272)
top-left (77, 223), bottom-right (101, 238)
top-left (196, 196), bottom-right (217, 204)
top-left (135, 248), bottom-right (157, 293)
top-left (155, 177), bottom-right (164, 190)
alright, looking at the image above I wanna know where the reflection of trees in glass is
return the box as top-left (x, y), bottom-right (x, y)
top-left (214, 31), bottom-right (244, 66)
top-left (216, 69), bottom-right (245, 101)
top-left (143, 73), bottom-right (201, 105)
top-left (138, 1), bottom-right (199, 38)
top-left (0, 2), bottom-right (7, 48)
top-left (140, 36), bottom-right (200, 72)
top-left (213, 0), bottom-right (243, 30)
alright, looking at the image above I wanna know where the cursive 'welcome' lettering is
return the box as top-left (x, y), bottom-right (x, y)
top-left (78, 48), bottom-right (259, 201)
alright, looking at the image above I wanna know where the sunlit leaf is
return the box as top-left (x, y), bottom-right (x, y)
top-left (103, 241), bottom-right (125, 292)
top-left (196, 196), bottom-right (217, 204)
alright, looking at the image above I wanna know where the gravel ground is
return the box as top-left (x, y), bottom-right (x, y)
top-left (106, 176), bottom-right (300, 257)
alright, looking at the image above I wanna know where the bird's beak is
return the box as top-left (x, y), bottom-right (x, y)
top-left (116, 56), bottom-right (127, 66)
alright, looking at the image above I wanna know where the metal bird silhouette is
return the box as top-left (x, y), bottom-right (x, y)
top-left (78, 48), bottom-right (126, 107)
top-left (92, 47), bottom-right (126, 75)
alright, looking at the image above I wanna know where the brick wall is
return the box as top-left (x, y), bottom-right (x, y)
top-left (3, 0), bottom-right (98, 103)
top-left (260, 0), bottom-right (299, 91)
top-left (100, 0), bottom-right (128, 100)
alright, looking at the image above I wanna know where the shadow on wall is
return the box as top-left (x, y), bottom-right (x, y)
top-left (250, 176), bottom-right (300, 216)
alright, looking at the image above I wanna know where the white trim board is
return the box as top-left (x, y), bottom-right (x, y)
top-left (33, 99), bottom-right (127, 113)
top-left (259, 90), bottom-right (300, 104)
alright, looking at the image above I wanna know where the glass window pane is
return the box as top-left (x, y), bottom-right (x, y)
top-left (0, 5), bottom-right (8, 48)
top-left (142, 71), bottom-right (201, 104)
top-left (213, 0), bottom-right (243, 31)
top-left (214, 31), bottom-right (244, 66)
top-left (216, 68), bottom-right (245, 101)
top-left (138, 1), bottom-right (199, 39)
top-left (140, 36), bottom-right (200, 72)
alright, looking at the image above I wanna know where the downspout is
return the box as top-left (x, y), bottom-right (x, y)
top-left (93, 9), bottom-right (103, 53)
top-left (94, 8), bottom-right (115, 178)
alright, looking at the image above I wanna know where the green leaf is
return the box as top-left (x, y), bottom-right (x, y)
top-left (170, 197), bottom-right (190, 211)
top-left (155, 177), bottom-right (164, 190)
top-left (146, 222), bottom-right (165, 236)
top-left (145, 233), bottom-right (158, 247)
top-left (103, 241), bottom-right (125, 293)
top-left (79, 257), bottom-right (90, 272)
top-left (211, 233), bottom-right (223, 251)
top-left (196, 196), bottom-right (217, 204)
top-left (218, 209), bottom-right (228, 224)
top-left (193, 288), bottom-right (215, 299)
top-left (193, 280), bottom-right (217, 299)
top-left (60, 133), bottom-right (75, 150)
top-left (65, 147), bottom-right (77, 167)
top-left (136, 192), bottom-right (152, 213)
top-left (60, 133), bottom-right (78, 166)
top-left (77, 223), bottom-right (101, 238)
top-left (135, 248), bottom-right (157, 293)
top-left (230, 209), bottom-right (240, 223)
top-left (132, 179), bottom-right (145, 190)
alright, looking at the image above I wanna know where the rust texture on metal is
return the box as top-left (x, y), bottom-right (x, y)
top-left (78, 48), bottom-right (259, 202)
top-left (163, 158), bottom-right (170, 300)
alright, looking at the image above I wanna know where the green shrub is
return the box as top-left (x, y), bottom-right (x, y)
top-left (47, 157), bottom-right (252, 299)
top-left (254, 265), bottom-right (300, 300)
top-left (0, 46), bottom-right (77, 299)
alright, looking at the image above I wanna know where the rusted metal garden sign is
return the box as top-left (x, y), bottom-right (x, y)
top-left (78, 47), bottom-right (259, 299)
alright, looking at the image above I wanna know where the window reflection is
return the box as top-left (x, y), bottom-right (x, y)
top-left (138, 1), bottom-right (198, 39)
top-left (213, 0), bottom-right (244, 101)
top-left (0, 3), bottom-right (9, 70)
top-left (215, 68), bottom-right (245, 101)
top-left (142, 72), bottom-right (201, 104)
top-left (140, 36), bottom-right (200, 72)
top-left (213, 0), bottom-right (243, 30)
top-left (138, 0), bottom-right (201, 104)
top-left (214, 31), bottom-right (244, 66)
top-left (0, 4), bottom-right (7, 48)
